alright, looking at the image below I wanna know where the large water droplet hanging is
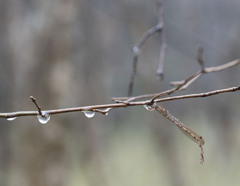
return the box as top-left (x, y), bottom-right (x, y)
top-left (83, 111), bottom-right (95, 118)
top-left (37, 112), bottom-right (50, 124)
top-left (7, 117), bottom-right (17, 121)
top-left (143, 104), bottom-right (155, 111)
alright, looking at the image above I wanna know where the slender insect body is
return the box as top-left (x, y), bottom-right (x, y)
top-left (153, 103), bottom-right (205, 163)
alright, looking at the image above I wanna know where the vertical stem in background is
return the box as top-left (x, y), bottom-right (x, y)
top-left (128, 0), bottom-right (166, 96)
top-left (156, 0), bottom-right (167, 80)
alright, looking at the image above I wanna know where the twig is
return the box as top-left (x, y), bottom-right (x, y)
top-left (1, 84), bottom-right (239, 119)
top-left (128, 0), bottom-right (166, 96)
top-left (128, 23), bottom-right (163, 96)
top-left (114, 59), bottom-right (239, 103)
top-left (204, 60), bottom-right (240, 73)
top-left (155, 0), bottom-right (167, 80)
top-left (30, 96), bottom-right (43, 116)
top-left (153, 103), bottom-right (205, 164)
top-left (150, 55), bottom-right (239, 103)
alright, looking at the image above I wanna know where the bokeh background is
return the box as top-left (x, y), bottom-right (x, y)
top-left (0, 0), bottom-right (240, 186)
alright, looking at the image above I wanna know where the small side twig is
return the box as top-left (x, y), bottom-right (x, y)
top-left (128, 23), bottom-right (163, 96)
top-left (30, 96), bottom-right (43, 116)
top-left (150, 58), bottom-right (239, 103)
top-left (115, 59), bottom-right (239, 103)
top-left (128, 0), bottom-right (167, 96)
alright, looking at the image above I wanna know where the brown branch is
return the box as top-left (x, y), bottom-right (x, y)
top-left (150, 55), bottom-right (239, 103)
top-left (30, 96), bottom-right (43, 116)
top-left (114, 59), bottom-right (239, 103)
top-left (1, 84), bottom-right (239, 119)
top-left (128, 23), bottom-right (163, 96)
top-left (204, 59), bottom-right (240, 73)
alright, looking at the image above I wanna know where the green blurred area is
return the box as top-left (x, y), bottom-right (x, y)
top-left (0, 0), bottom-right (240, 186)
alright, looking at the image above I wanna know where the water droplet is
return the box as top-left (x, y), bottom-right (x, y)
top-left (37, 112), bottom-right (50, 124)
top-left (7, 117), bottom-right (17, 121)
top-left (133, 46), bottom-right (139, 53)
top-left (83, 111), bottom-right (95, 118)
top-left (144, 104), bottom-right (154, 111)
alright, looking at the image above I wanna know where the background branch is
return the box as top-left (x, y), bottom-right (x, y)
top-left (155, 0), bottom-right (167, 79)
top-left (128, 0), bottom-right (166, 96)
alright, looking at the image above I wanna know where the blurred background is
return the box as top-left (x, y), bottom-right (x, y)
top-left (0, 0), bottom-right (240, 185)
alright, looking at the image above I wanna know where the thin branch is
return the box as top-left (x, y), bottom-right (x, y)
top-left (204, 59), bottom-right (240, 73)
top-left (30, 96), bottom-right (43, 116)
top-left (150, 55), bottom-right (239, 103)
top-left (128, 0), bottom-right (166, 96)
top-left (134, 24), bottom-right (163, 51)
top-left (170, 58), bottom-right (239, 88)
top-left (1, 84), bottom-right (239, 119)
top-left (128, 23), bottom-right (163, 96)
top-left (154, 84), bottom-right (240, 102)
top-left (155, 0), bottom-right (167, 80)
top-left (114, 59), bottom-right (239, 103)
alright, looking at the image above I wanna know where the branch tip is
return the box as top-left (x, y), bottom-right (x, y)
top-left (30, 96), bottom-right (43, 116)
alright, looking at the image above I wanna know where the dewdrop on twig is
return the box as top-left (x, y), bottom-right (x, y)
top-left (37, 111), bottom-right (50, 124)
top-left (83, 111), bottom-right (95, 118)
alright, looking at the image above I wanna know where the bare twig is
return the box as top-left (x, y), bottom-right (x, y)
top-left (30, 96), bottom-right (43, 116)
top-left (151, 55), bottom-right (239, 103)
top-left (156, 0), bottom-right (167, 80)
top-left (128, 0), bottom-right (166, 96)
top-left (153, 103), bottom-right (205, 164)
top-left (1, 84), bottom-right (239, 119)
top-left (128, 23), bottom-right (163, 96)
top-left (170, 59), bottom-right (239, 88)
top-left (204, 59), bottom-right (239, 73)
top-left (114, 59), bottom-right (239, 103)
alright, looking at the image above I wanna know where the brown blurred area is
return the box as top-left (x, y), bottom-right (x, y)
top-left (0, 0), bottom-right (240, 186)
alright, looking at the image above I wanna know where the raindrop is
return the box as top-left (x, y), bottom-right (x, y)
top-left (7, 117), bottom-right (17, 121)
top-left (133, 46), bottom-right (139, 53)
top-left (37, 112), bottom-right (50, 124)
top-left (143, 104), bottom-right (155, 111)
top-left (83, 111), bottom-right (95, 118)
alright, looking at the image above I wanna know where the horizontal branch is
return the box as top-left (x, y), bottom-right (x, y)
top-left (1, 84), bottom-right (239, 119)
